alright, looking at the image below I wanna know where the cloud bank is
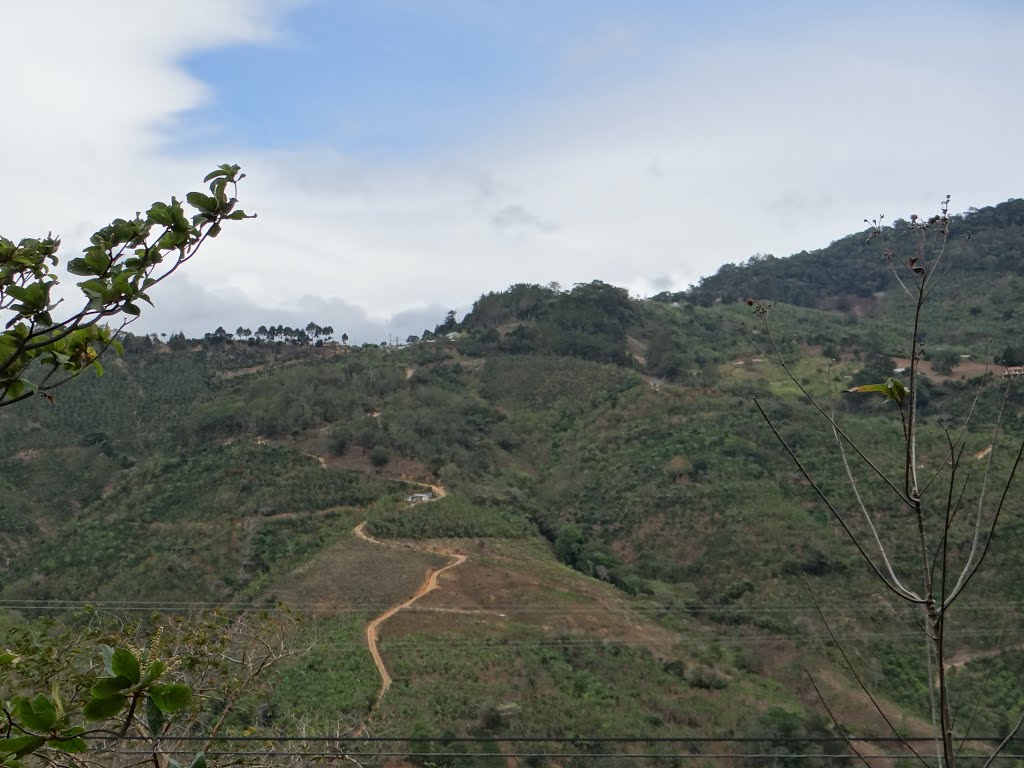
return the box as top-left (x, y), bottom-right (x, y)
top-left (2, 2), bottom-right (1022, 342)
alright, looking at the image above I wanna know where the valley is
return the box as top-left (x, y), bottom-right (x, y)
top-left (4, 200), bottom-right (1024, 764)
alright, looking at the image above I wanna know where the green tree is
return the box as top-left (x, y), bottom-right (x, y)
top-left (435, 309), bottom-right (458, 335)
top-left (0, 165), bottom-right (252, 407)
top-left (369, 445), bottom-right (391, 467)
top-left (928, 347), bottom-right (961, 376)
top-left (329, 425), bottom-right (351, 455)
top-left (167, 331), bottom-right (190, 351)
top-left (0, 166), bottom-right (254, 767)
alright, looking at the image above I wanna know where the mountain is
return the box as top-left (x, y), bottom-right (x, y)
top-left (3, 199), bottom-right (1024, 764)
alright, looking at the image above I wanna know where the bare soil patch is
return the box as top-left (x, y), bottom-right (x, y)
top-left (892, 357), bottom-right (995, 383)
top-left (269, 529), bottom-right (443, 613)
top-left (355, 522), bottom-right (466, 703)
top-left (382, 539), bottom-right (680, 659)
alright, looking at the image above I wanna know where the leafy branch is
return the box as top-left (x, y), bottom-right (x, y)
top-left (0, 164), bottom-right (253, 407)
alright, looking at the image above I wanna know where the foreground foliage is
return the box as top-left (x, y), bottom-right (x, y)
top-left (1, 166), bottom-right (252, 766)
top-left (0, 165), bottom-right (251, 408)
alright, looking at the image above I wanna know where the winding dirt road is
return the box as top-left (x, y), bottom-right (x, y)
top-left (300, 448), bottom-right (464, 712)
top-left (353, 483), bottom-right (465, 708)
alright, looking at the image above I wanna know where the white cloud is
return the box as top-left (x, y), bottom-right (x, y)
top-left (2, 2), bottom-right (1023, 341)
top-left (0, 2), bottom-right (286, 215)
top-left (492, 205), bottom-right (559, 235)
top-left (129, 274), bottom-right (449, 344)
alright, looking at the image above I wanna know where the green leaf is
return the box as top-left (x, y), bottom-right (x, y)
top-left (15, 694), bottom-right (57, 731)
top-left (148, 202), bottom-right (175, 227)
top-left (170, 200), bottom-right (192, 232)
top-left (47, 736), bottom-right (87, 754)
top-left (211, 178), bottom-right (228, 204)
top-left (186, 192), bottom-right (218, 213)
top-left (0, 736), bottom-right (46, 758)
top-left (30, 694), bottom-right (57, 731)
top-left (91, 675), bottom-right (133, 699)
top-left (139, 660), bottom-right (166, 688)
top-left (149, 683), bottom-right (192, 713)
top-left (203, 168), bottom-right (230, 183)
top-left (4, 285), bottom-right (29, 302)
top-left (83, 249), bottom-right (111, 275)
top-left (82, 694), bottom-right (127, 721)
top-left (78, 278), bottom-right (110, 300)
top-left (187, 752), bottom-right (208, 768)
top-left (91, 359), bottom-right (103, 377)
top-left (146, 695), bottom-right (166, 735)
top-left (111, 648), bottom-right (141, 684)
top-left (846, 377), bottom-right (908, 405)
top-left (0, 652), bottom-right (17, 666)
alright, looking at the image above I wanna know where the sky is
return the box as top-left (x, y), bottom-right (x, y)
top-left (2, 1), bottom-right (1022, 342)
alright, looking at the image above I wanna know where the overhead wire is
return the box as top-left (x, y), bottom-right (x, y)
top-left (5, 598), bottom-right (1024, 612)
top-left (95, 751), bottom-right (1024, 760)
top-left (106, 735), bottom-right (1019, 743)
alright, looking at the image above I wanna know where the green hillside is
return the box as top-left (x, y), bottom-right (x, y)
top-left (4, 199), bottom-right (1024, 764)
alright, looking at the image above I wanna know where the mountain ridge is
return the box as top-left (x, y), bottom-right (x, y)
top-left (4, 198), bottom-right (1024, 761)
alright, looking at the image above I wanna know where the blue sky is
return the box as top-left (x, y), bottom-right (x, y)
top-left (2, 1), bottom-right (1023, 340)
top-left (186, 3), bottom-right (554, 154)
top-left (178, 1), bottom-right (687, 156)
top-left (177, 1), bottom-right (848, 157)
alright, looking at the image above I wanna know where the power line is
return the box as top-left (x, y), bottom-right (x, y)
top-left (6, 606), bottom-right (1015, 630)
top-left (246, 630), bottom-right (1024, 650)
top-left (99, 751), bottom-right (1024, 760)
top-left (108, 735), bottom-right (1016, 743)
top-left (6, 598), bottom-right (1024, 612)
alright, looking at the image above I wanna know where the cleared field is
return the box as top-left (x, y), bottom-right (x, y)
top-left (380, 537), bottom-right (682, 657)
top-left (267, 525), bottom-right (446, 613)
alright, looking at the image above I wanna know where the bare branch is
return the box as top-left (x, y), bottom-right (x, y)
top-left (803, 668), bottom-right (873, 768)
top-left (832, 407), bottom-right (921, 601)
top-left (748, 314), bottom-right (913, 506)
top-left (980, 708), bottom-right (1024, 768)
top-left (802, 578), bottom-right (932, 767)
top-left (944, 421), bottom-right (1024, 611)
top-left (756, 397), bottom-right (925, 603)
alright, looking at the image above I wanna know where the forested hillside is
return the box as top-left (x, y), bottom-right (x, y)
top-left (4, 199), bottom-right (1024, 765)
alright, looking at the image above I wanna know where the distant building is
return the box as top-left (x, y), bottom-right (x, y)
top-left (406, 492), bottom-right (434, 503)
top-left (1003, 366), bottom-right (1024, 379)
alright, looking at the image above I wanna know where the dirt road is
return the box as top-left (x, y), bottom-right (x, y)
top-left (354, 511), bottom-right (465, 707)
top-left (293, 449), bottom-right (461, 708)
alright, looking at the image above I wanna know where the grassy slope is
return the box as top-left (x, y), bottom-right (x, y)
top-left (4, 213), bottom-right (1024, 755)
